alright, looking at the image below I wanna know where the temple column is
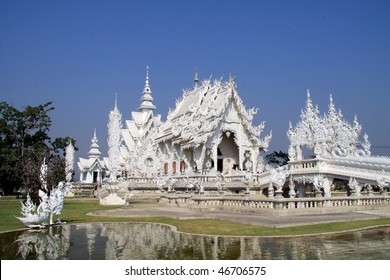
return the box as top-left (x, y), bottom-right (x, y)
top-left (251, 148), bottom-right (257, 173)
top-left (238, 126), bottom-right (243, 170)
top-left (213, 144), bottom-right (218, 172)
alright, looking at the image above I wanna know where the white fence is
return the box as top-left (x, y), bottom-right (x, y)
top-left (160, 194), bottom-right (390, 210)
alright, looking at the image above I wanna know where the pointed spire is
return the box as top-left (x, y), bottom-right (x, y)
top-left (138, 65), bottom-right (156, 112)
top-left (305, 89), bottom-right (314, 111)
top-left (327, 94), bottom-right (337, 118)
top-left (114, 93), bottom-right (118, 110)
top-left (88, 129), bottom-right (101, 159)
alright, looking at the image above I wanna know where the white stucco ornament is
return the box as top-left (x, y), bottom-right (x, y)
top-left (288, 92), bottom-right (371, 161)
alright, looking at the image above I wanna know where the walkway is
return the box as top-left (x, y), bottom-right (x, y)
top-left (89, 204), bottom-right (390, 228)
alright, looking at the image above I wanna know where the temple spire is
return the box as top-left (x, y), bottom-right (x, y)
top-left (88, 129), bottom-right (101, 159)
top-left (138, 65), bottom-right (156, 112)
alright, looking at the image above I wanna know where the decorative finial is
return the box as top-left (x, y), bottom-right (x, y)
top-left (194, 69), bottom-right (199, 87)
top-left (145, 65), bottom-right (150, 87)
top-left (93, 128), bottom-right (97, 143)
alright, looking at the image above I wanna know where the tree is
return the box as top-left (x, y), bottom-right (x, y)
top-left (0, 102), bottom-right (77, 195)
top-left (265, 151), bottom-right (289, 167)
top-left (0, 102), bottom-right (54, 194)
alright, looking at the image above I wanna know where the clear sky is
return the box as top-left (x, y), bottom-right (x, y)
top-left (1, 0), bottom-right (390, 160)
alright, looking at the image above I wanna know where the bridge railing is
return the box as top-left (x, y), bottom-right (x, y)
top-left (161, 194), bottom-right (390, 210)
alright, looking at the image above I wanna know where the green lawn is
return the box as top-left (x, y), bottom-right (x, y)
top-left (1, 196), bottom-right (390, 236)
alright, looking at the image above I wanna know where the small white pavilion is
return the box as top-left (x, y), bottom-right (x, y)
top-left (77, 129), bottom-right (107, 184)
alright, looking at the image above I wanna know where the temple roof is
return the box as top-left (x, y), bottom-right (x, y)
top-left (77, 157), bottom-right (107, 172)
top-left (88, 129), bottom-right (102, 158)
top-left (156, 76), bottom-right (270, 149)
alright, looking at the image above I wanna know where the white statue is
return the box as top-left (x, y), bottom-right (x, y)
top-left (313, 175), bottom-right (324, 192)
top-left (376, 171), bottom-right (389, 194)
top-left (17, 181), bottom-right (71, 228)
top-left (48, 182), bottom-right (71, 225)
top-left (17, 191), bottom-right (49, 228)
top-left (40, 158), bottom-right (48, 191)
top-left (348, 177), bottom-right (361, 196)
top-left (288, 177), bottom-right (296, 198)
top-left (65, 141), bottom-right (75, 183)
top-left (107, 94), bottom-right (122, 182)
top-left (270, 167), bottom-right (289, 192)
top-left (216, 172), bottom-right (226, 193)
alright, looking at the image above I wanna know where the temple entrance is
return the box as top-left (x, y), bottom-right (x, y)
top-left (217, 132), bottom-right (239, 174)
top-left (93, 171), bottom-right (98, 183)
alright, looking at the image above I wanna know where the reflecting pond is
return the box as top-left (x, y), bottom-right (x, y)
top-left (0, 223), bottom-right (389, 260)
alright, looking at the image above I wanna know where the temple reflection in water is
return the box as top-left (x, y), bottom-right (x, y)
top-left (1, 223), bottom-right (389, 260)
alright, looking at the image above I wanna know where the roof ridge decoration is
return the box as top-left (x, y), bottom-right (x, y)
top-left (288, 92), bottom-right (371, 161)
top-left (158, 75), bottom-right (271, 151)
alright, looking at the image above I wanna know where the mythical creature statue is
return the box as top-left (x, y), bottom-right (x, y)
top-left (270, 167), bottom-right (289, 192)
top-left (215, 172), bottom-right (226, 193)
top-left (313, 175), bottom-right (324, 191)
top-left (348, 177), bottom-right (362, 196)
top-left (376, 171), bottom-right (389, 194)
top-left (17, 181), bottom-right (72, 228)
top-left (16, 191), bottom-right (50, 228)
top-left (48, 182), bottom-right (72, 225)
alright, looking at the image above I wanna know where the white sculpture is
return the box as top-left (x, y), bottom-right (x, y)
top-left (48, 182), bottom-right (71, 225)
top-left (313, 175), bottom-right (324, 192)
top-left (17, 181), bottom-right (71, 228)
top-left (348, 177), bottom-right (361, 196)
top-left (288, 177), bottom-right (296, 198)
top-left (216, 172), bottom-right (226, 193)
top-left (107, 94), bottom-right (122, 182)
top-left (40, 158), bottom-right (48, 191)
top-left (270, 166), bottom-right (289, 192)
top-left (65, 141), bottom-right (74, 183)
top-left (376, 171), bottom-right (389, 194)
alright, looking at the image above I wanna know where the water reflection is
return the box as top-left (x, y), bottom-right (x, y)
top-left (0, 223), bottom-right (389, 260)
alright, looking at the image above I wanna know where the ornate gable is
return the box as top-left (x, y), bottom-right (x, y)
top-left (156, 76), bottom-right (271, 151)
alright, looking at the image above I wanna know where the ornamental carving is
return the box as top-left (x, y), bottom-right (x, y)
top-left (288, 91), bottom-right (371, 161)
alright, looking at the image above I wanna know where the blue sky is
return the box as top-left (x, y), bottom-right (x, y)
top-left (1, 0), bottom-right (390, 159)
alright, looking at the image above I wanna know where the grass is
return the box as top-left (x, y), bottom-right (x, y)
top-left (1, 196), bottom-right (390, 236)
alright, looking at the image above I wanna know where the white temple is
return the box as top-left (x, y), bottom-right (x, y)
top-left (77, 129), bottom-right (107, 184)
top-left (76, 66), bottom-right (390, 209)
